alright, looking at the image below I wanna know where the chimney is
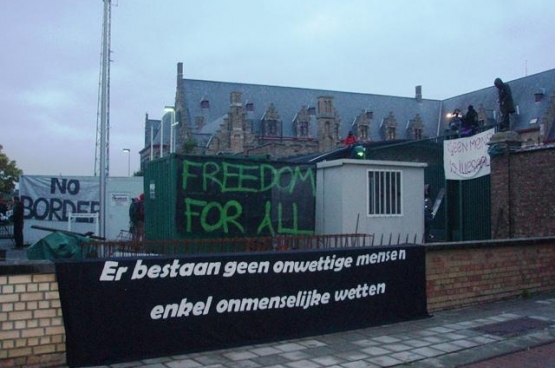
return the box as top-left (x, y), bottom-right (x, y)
top-left (415, 85), bottom-right (422, 102)
top-left (177, 62), bottom-right (183, 80)
top-left (230, 91), bottom-right (242, 107)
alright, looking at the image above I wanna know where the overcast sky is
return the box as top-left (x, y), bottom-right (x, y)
top-left (1, 0), bottom-right (554, 177)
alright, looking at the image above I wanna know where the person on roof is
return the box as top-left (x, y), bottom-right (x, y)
top-left (343, 131), bottom-right (357, 146)
top-left (461, 105), bottom-right (478, 137)
top-left (494, 78), bottom-right (515, 131)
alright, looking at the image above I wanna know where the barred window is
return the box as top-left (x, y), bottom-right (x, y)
top-left (367, 170), bottom-right (402, 216)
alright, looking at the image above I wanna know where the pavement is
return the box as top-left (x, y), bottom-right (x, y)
top-left (2, 239), bottom-right (555, 368)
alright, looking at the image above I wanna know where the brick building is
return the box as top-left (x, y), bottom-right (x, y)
top-left (139, 63), bottom-right (555, 170)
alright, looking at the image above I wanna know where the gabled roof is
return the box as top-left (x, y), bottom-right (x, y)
top-left (176, 67), bottom-right (555, 145)
top-left (181, 79), bottom-right (443, 141)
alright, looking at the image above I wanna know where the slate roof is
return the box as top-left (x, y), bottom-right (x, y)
top-left (160, 68), bottom-right (555, 150)
top-left (441, 69), bottom-right (555, 138)
top-left (180, 79), bottom-right (443, 142)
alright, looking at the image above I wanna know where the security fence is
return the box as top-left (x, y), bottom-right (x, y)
top-left (366, 127), bottom-right (494, 242)
top-left (80, 232), bottom-right (425, 258)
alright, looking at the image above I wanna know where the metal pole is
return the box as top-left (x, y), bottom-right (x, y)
top-left (172, 110), bottom-right (176, 153)
top-left (150, 124), bottom-right (153, 160)
top-left (99, 0), bottom-right (111, 238)
top-left (160, 117), bottom-right (164, 158)
top-left (122, 148), bottom-right (130, 176)
top-left (169, 111), bottom-right (173, 154)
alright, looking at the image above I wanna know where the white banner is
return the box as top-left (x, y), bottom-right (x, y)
top-left (443, 129), bottom-right (495, 180)
top-left (19, 176), bottom-right (100, 222)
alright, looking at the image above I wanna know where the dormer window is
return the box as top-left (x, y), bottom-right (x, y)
top-left (413, 127), bottom-right (423, 139)
top-left (387, 127), bottom-right (396, 140)
top-left (360, 125), bottom-right (368, 139)
top-left (246, 102), bottom-right (254, 112)
top-left (200, 99), bottom-right (210, 109)
top-left (267, 120), bottom-right (278, 135)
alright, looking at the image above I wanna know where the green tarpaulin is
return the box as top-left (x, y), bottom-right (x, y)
top-left (27, 231), bottom-right (92, 260)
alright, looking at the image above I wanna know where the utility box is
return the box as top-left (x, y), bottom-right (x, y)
top-left (144, 154), bottom-right (316, 240)
top-left (315, 159), bottom-right (426, 243)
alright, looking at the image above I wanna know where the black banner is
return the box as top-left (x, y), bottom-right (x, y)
top-left (175, 157), bottom-right (316, 237)
top-left (56, 245), bottom-right (427, 367)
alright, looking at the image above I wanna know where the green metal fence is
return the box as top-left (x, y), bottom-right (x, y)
top-left (366, 136), bottom-right (491, 242)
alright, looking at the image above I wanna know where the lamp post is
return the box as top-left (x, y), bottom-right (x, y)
top-left (164, 106), bottom-right (177, 153)
top-left (122, 148), bottom-right (130, 176)
top-left (160, 117), bottom-right (164, 158)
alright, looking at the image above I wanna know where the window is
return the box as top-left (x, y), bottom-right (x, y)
top-left (360, 126), bottom-right (368, 139)
top-left (300, 121), bottom-right (309, 136)
top-left (267, 120), bottom-right (278, 135)
top-left (413, 127), bottom-right (422, 139)
top-left (387, 126), bottom-right (396, 140)
top-left (367, 170), bottom-right (402, 216)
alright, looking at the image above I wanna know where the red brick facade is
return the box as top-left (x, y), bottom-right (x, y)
top-left (426, 239), bottom-right (555, 312)
top-left (490, 144), bottom-right (555, 238)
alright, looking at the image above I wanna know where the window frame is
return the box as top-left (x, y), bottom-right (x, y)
top-left (366, 169), bottom-right (403, 217)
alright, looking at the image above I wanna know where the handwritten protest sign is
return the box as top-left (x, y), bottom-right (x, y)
top-left (443, 129), bottom-right (495, 180)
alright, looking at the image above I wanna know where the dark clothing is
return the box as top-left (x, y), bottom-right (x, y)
top-left (129, 197), bottom-right (145, 241)
top-left (494, 78), bottom-right (515, 131)
top-left (424, 196), bottom-right (433, 242)
top-left (461, 107), bottom-right (479, 136)
top-left (12, 200), bottom-right (24, 247)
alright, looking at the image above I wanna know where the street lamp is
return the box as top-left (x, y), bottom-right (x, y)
top-left (164, 106), bottom-right (177, 153)
top-left (122, 148), bottom-right (130, 176)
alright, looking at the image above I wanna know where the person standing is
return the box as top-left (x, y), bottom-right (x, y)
top-left (129, 193), bottom-right (145, 241)
top-left (11, 196), bottom-right (24, 248)
top-left (461, 105), bottom-right (479, 136)
top-left (136, 193), bottom-right (145, 241)
top-left (494, 78), bottom-right (515, 131)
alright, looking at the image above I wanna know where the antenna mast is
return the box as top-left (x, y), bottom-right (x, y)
top-left (95, 0), bottom-right (112, 238)
top-left (94, 0), bottom-right (112, 178)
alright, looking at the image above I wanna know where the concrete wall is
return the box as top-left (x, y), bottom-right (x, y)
top-left (2, 237), bottom-right (555, 367)
top-left (316, 159), bottom-right (426, 242)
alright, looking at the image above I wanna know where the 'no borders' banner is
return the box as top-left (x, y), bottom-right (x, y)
top-left (443, 129), bottom-right (495, 180)
top-left (56, 245), bottom-right (427, 367)
top-left (19, 176), bottom-right (100, 221)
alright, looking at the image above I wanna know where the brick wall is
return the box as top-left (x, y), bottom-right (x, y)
top-left (2, 238), bottom-right (555, 367)
top-left (426, 239), bottom-right (555, 312)
top-left (0, 269), bottom-right (65, 368)
top-left (491, 145), bottom-right (555, 238)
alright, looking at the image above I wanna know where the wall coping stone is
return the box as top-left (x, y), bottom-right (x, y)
top-left (425, 236), bottom-right (555, 251)
top-left (2, 236), bottom-right (555, 276)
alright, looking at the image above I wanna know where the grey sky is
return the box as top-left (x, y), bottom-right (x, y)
top-left (1, 0), bottom-right (554, 177)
